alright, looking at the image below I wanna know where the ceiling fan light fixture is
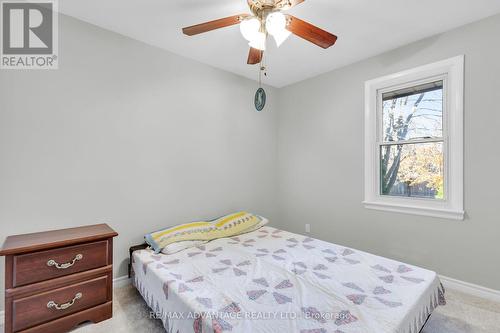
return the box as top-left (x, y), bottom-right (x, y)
top-left (182, 0), bottom-right (338, 65)
top-left (272, 28), bottom-right (291, 47)
top-left (240, 17), bottom-right (260, 42)
top-left (248, 31), bottom-right (266, 51)
top-left (265, 12), bottom-right (286, 34)
top-left (265, 11), bottom-right (290, 47)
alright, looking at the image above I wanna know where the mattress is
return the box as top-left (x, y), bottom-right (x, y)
top-left (132, 226), bottom-right (445, 333)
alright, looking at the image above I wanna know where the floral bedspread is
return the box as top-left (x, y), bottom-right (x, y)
top-left (132, 226), bottom-right (445, 333)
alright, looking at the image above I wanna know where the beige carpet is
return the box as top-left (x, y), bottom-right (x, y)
top-left (3, 283), bottom-right (500, 333)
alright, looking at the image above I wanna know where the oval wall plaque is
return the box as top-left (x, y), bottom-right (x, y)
top-left (254, 88), bottom-right (266, 111)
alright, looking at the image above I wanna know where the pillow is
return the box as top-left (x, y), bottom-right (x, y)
top-left (145, 211), bottom-right (265, 253)
top-left (160, 216), bottom-right (267, 255)
top-left (161, 239), bottom-right (207, 255)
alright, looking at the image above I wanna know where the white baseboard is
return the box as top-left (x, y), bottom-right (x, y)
top-left (113, 275), bottom-right (131, 288)
top-left (439, 274), bottom-right (500, 303)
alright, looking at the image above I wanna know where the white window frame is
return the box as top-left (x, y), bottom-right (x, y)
top-left (363, 56), bottom-right (464, 220)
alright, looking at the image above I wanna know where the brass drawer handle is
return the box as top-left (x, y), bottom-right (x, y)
top-left (47, 254), bottom-right (83, 269)
top-left (47, 292), bottom-right (82, 310)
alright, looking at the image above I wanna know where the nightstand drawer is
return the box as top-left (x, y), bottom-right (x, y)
top-left (13, 241), bottom-right (109, 287)
top-left (12, 274), bottom-right (110, 332)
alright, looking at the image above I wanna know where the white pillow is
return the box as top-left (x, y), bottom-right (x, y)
top-left (161, 239), bottom-right (207, 255)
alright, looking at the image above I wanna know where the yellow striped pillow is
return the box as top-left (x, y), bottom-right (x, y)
top-left (145, 212), bottom-right (263, 253)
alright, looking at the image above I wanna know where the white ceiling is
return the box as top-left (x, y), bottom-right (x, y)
top-left (59, 0), bottom-right (500, 87)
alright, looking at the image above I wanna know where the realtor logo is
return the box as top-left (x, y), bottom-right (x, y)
top-left (1, 0), bottom-right (58, 69)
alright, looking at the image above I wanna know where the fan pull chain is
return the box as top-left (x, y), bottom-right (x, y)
top-left (259, 51), bottom-right (267, 88)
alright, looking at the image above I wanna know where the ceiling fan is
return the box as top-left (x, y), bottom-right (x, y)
top-left (182, 0), bottom-right (338, 65)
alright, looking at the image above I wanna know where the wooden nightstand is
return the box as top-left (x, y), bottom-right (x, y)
top-left (0, 224), bottom-right (118, 333)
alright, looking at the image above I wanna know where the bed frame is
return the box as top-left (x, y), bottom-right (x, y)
top-left (128, 243), bottom-right (148, 278)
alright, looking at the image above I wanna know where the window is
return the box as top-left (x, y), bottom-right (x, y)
top-left (381, 81), bottom-right (444, 199)
top-left (364, 56), bottom-right (464, 220)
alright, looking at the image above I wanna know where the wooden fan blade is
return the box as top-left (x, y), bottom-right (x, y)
top-left (182, 14), bottom-right (248, 36)
top-left (247, 47), bottom-right (263, 65)
top-left (286, 15), bottom-right (337, 49)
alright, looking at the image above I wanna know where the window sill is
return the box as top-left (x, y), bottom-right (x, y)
top-left (363, 201), bottom-right (464, 220)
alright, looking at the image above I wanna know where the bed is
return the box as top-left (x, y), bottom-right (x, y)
top-left (130, 226), bottom-right (445, 333)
